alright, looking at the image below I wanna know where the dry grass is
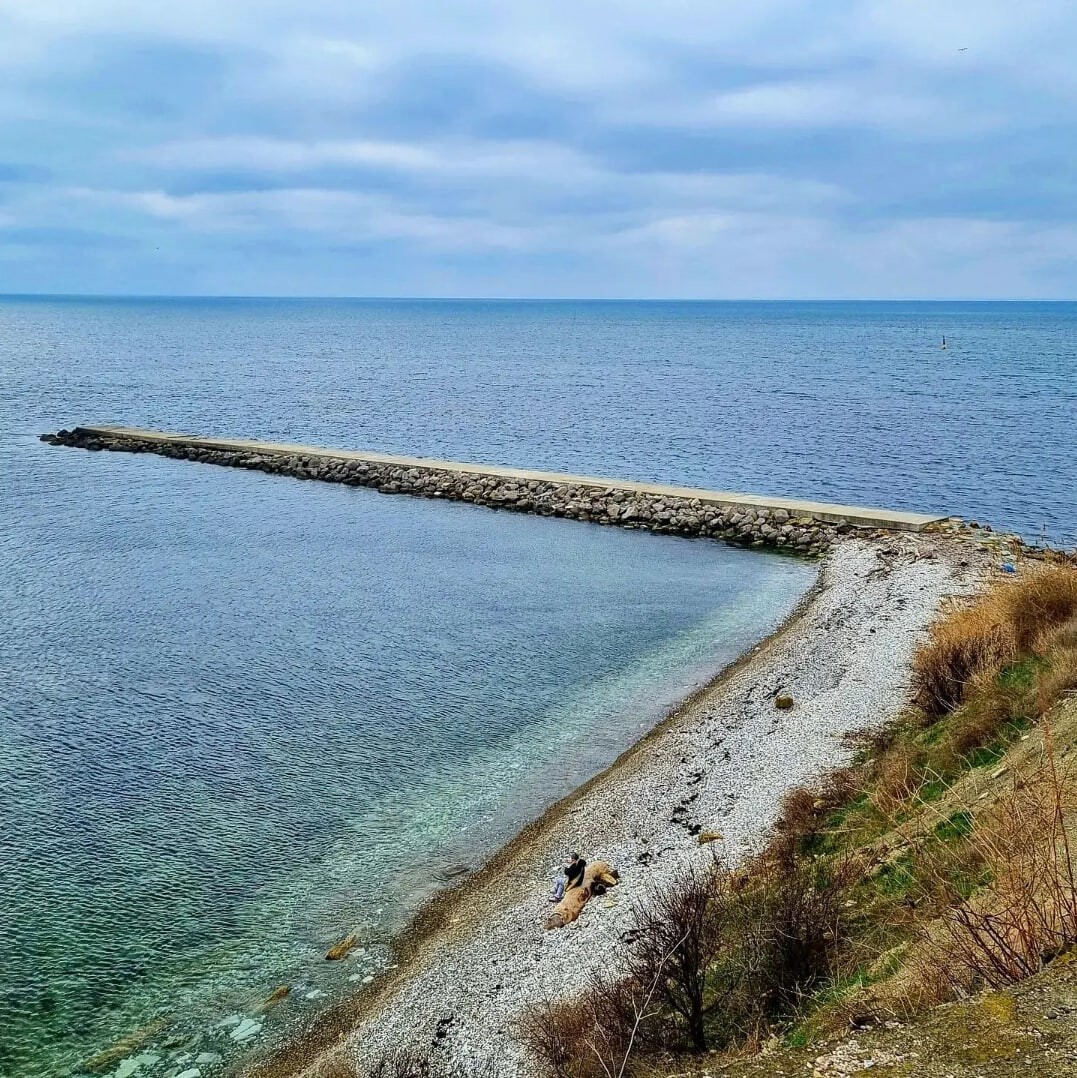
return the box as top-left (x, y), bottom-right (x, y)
top-left (917, 736), bottom-right (1077, 996)
top-left (870, 741), bottom-right (926, 818)
top-left (1034, 618), bottom-right (1077, 716)
top-left (913, 567), bottom-right (1077, 717)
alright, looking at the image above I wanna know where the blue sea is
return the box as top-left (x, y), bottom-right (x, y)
top-left (1, 298), bottom-right (1074, 1077)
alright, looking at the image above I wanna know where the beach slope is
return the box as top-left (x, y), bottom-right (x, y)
top-left (253, 536), bottom-right (983, 1077)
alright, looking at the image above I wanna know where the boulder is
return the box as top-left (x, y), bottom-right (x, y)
top-left (258, 984), bottom-right (290, 1011)
top-left (79, 1018), bottom-right (171, 1074)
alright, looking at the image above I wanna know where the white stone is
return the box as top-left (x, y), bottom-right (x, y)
top-left (229, 1018), bottom-right (263, 1042)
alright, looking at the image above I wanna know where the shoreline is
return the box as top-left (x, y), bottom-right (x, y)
top-left (244, 533), bottom-right (988, 1078)
top-left (242, 561), bottom-right (827, 1078)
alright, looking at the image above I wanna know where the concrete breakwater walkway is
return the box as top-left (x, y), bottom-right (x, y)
top-left (42, 425), bottom-right (949, 556)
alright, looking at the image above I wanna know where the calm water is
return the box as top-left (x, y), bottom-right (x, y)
top-left (4, 297), bottom-right (1075, 541)
top-left (1, 298), bottom-right (1073, 1077)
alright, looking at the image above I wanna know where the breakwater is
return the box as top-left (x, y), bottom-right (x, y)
top-left (41, 425), bottom-right (949, 556)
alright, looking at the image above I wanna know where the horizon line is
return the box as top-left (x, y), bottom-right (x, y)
top-left (1, 292), bottom-right (1075, 303)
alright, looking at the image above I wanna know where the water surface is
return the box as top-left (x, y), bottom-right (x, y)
top-left (4, 296), bottom-right (1074, 541)
top-left (1, 438), bottom-right (813, 1076)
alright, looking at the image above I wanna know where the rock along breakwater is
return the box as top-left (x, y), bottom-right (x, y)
top-left (41, 425), bottom-right (951, 558)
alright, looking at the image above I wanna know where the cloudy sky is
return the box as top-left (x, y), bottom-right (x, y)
top-left (1, 1), bottom-right (1074, 297)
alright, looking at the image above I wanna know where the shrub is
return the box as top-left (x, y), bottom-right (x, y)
top-left (627, 864), bottom-right (730, 1051)
top-left (519, 977), bottom-right (643, 1078)
top-left (913, 567), bottom-right (1077, 717)
top-left (750, 858), bottom-right (857, 1017)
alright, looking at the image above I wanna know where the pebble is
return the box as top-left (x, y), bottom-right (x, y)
top-left (229, 1018), bottom-right (263, 1042)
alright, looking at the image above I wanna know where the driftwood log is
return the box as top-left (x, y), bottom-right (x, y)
top-left (545, 860), bottom-right (620, 929)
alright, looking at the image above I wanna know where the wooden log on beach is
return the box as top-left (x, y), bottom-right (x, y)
top-left (545, 861), bottom-right (619, 929)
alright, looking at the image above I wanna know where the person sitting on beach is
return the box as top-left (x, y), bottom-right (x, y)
top-left (549, 852), bottom-right (588, 902)
top-left (565, 852), bottom-right (587, 890)
top-left (549, 872), bottom-right (566, 903)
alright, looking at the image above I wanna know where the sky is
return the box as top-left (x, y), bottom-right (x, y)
top-left (0, 1), bottom-right (1075, 298)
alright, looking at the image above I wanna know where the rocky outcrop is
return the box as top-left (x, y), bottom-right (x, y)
top-left (40, 428), bottom-right (861, 557)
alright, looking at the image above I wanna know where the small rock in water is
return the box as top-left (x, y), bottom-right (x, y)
top-left (775, 695), bottom-right (795, 710)
top-left (229, 1018), bottom-right (263, 1042)
top-left (258, 984), bottom-right (290, 1011)
top-left (176, 1070), bottom-right (202, 1078)
top-left (698, 830), bottom-right (724, 845)
top-left (195, 1052), bottom-right (222, 1065)
top-left (78, 1018), bottom-right (170, 1074)
top-left (114, 1055), bottom-right (159, 1078)
top-left (303, 988), bottom-right (327, 1001)
top-left (325, 933), bottom-right (360, 960)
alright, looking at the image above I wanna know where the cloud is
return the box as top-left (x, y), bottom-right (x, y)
top-left (0, 0), bottom-right (1074, 295)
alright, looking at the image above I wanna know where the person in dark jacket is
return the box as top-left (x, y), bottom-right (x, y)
top-left (564, 852), bottom-right (587, 890)
top-left (549, 852), bottom-right (588, 902)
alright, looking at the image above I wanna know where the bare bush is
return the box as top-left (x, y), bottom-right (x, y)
top-left (752, 858), bottom-right (856, 1016)
top-left (628, 864), bottom-right (727, 1051)
top-left (364, 1049), bottom-right (434, 1078)
top-left (520, 945), bottom-right (683, 1078)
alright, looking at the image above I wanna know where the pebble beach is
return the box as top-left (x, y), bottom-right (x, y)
top-left (252, 535), bottom-right (988, 1078)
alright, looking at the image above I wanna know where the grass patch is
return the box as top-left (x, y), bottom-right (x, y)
top-left (874, 853), bottom-right (919, 899)
top-left (934, 809), bottom-right (975, 842)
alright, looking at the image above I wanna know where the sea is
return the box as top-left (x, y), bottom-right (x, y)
top-left (1, 298), bottom-right (1074, 1077)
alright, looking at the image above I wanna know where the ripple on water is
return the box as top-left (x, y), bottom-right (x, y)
top-left (0, 438), bottom-right (815, 1077)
